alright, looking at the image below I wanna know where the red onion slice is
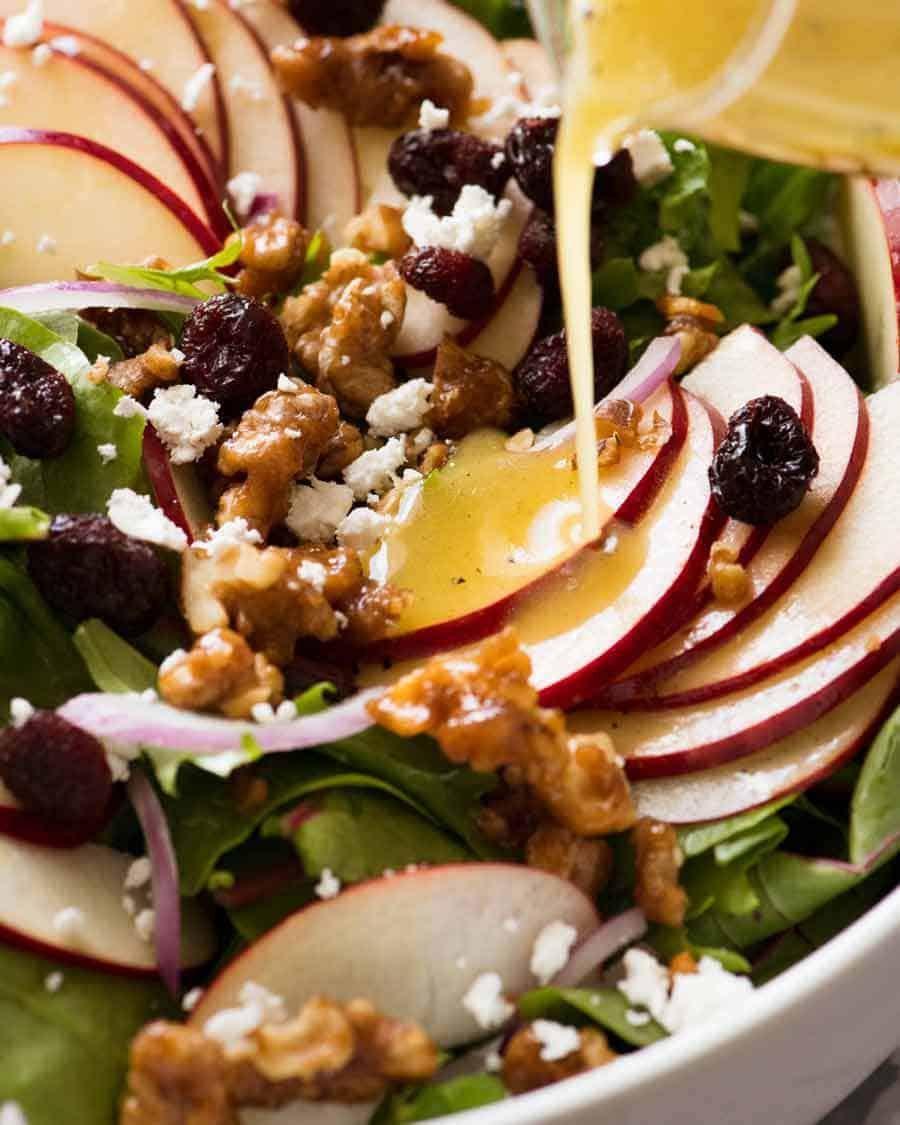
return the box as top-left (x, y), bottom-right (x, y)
top-left (0, 280), bottom-right (200, 316)
top-left (59, 688), bottom-right (380, 755)
top-left (127, 767), bottom-right (182, 996)
top-left (554, 907), bottom-right (647, 987)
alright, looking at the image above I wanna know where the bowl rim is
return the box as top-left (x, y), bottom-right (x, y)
top-left (449, 881), bottom-right (900, 1125)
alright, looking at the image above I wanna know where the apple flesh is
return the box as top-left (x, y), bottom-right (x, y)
top-left (0, 835), bottom-right (216, 976)
top-left (190, 863), bottom-right (599, 1047)
top-left (142, 427), bottom-right (212, 543)
top-left (0, 128), bottom-right (218, 288)
top-left (500, 38), bottom-right (557, 101)
top-left (632, 659), bottom-right (900, 824)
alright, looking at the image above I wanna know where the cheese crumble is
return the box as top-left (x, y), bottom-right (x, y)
top-left (107, 489), bottom-right (188, 553)
top-left (639, 235), bottom-right (690, 296)
top-left (285, 477), bottom-right (354, 541)
top-left (336, 507), bottom-right (389, 551)
top-left (532, 1019), bottom-right (581, 1061)
top-left (147, 384), bottom-right (223, 464)
top-left (418, 98), bottom-right (450, 130)
top-left (462, 972), bottom-right (514, 1030)
top-left (366, 378), bottom-right (432, 437)
top-left (315, 867), bottom-right (342, 899)
top-left (623, 129), bottom-right (674, 186)
top-left (402, 184), bottom-right (511, 262)
top-left (343, 437), bottom-right (407, 499)
top-left (182, 62), bottom-right (216, 113)
top-left (530, 920), bottom-right (578, 985)
top-left (3, 0), bottom-right (43, 48)
top-left (228, 170), bottom-right (263, 219)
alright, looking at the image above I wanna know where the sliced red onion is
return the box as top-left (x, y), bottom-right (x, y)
top-left (59, 688), bottom-right (380, 755)
top-left (127, 768), bottom-right (182, 996)
top-left (554, 907), bottom-right (647, 987)
top-left (0, 280), bottom-right (200, 316)
top-left (248, 191), bottom-right (281, 220)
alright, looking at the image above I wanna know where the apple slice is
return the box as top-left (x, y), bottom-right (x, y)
top-left (500, 38), bottom-right (558, 103)
top-left (840, 176), bottom-right (899, 390)
top-left (238, 0), bottom-right (361, 232)
top-left (143, 427), bottom-right (212, 543)
top-left (599, 328), bottom-right (864, 707)
top-left (190, 864), bottom-right (598, 1047)
top-left (0, 128), bottom-right (219, 287)
top-left (0, 39), bottom-right (222, 234)
top-left (0, 835), bottom-right (216, 975)
top-left (185, 0), bottom-right (302, 219)
top-left (455, 263), bottom-right (542, 371)
top-left (0, 0), bottom-right (228, 172)
top-left (632, 659), bottom-right (900, 824)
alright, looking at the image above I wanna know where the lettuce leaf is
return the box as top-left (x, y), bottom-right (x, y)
top-left (73, 619), bottom-right (158, 695)
top-left (518, 986), bottom-right (666, 1048)
top-left (375, 1074), bottom-right (507, 1124)
top-left (0, 506), bottom-right (49, 542)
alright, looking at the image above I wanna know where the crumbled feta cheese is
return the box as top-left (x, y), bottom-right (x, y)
top-left (0, 455), bottom-right (20, 509)
top-left (286, 477), bottom-right (354, 540)
top-left (170, 347), bottom-right (185, 366)
top-left (140, 688), bottom-right (158, 703)
top-left (198, 518), bottom-right (263, 559)
top-left (204, 981), bottom-right (287, 1048)
top-left (52, 906), bottom-right (85, 944)
top-left (44, 971), bottom-right (63, 993)
top-left (124, 856), bottom-right (152, 890)
top-left (474, 90), bottom-right (560, 128)
top-left (462, 972), bottom-right (514, 1030)
top-left (336, 507), bottom-right (389, 551)
top-left (182, 987), bottom-right (204, 1012)
top-left (227, 170), bottom-right (263, 219)
top-left (147, 384), bottom-right (222, 465)
top-left (315, 867), bottom-right (341, 899)
top-left (622, 129), bottom-right (674, 186)
top-left (0, 1102), bottom-right (28, 1125)
top-left (35, 233), bottom-right (56, 255)
top-left (617, 949), bottom-right (670, 1022)
top-left (625, 1008), bottom-right (652, 1026)
top-left (532, 1019), bottom-right (581, 1062)
top-left (228, 72), bottom-right (264, 101)
top-left (181, 62), bottom-right (216, 113)
top-left (3, 0), bottom-right (43, 48)
top-left (48, 34), bottom-right (78, 55)
top-left (159, 648), bottom-right (187, 676)
top-left (617, 948), bottom-right (753, 1033)
top-left (134, 908), bottom-right (155, 944)
top-left (343, 437), bottom-right (407, 499)
top-left (402, 185), bottom-right (512, 262)
top-left (1, 230), bottom-right (14, 245)
top-left (107, 751), bottom-right (132, 783)
top-left (673, 137), bottom-right (696, 154)
top-left (277, 373), bottom-right (301, 394)
top-left (366, 379), bottom-right (432, 437)
top-left (530, 920), bottom-right (578, 985)
top-left (297, 558), bottom-right (327, 592)
top-left (490, 150), bottom-right (506, 170)
top-left (97, 442), bottom-right (118, 464)
top-left (418, 98), bottom-right (450, 130)
top-left (107, 488), bottom-right (188, 553)
top-left (113, 394), bottom-right (147, 420)
top-left (9, 697), bottom-right (33, 727)
top-left (30, 41), bottom-right (50, 65)
top-left (484, 1049), bottom-right (503, 1072)
top-left (772, 263), bottom-right (804, 316)
top-left (639, 235), bottom-right (689, 296)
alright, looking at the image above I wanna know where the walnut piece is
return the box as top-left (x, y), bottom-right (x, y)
top-left (632, 816), bottom-right (687, 927)
top-left (502, 1024), bottom-right (616, 1095)
top-left (525, 821), bottom-right (614, 899)
top-left (368, 628), bottom-right (637, 837)
top-left (158, 627), bottom-right (284, 719)
top-left (272, 25), bottom-right (473, 127)
top-left (428, 336), bottom-right (515, 439)
top-left (217, 383), bottom-right (340, 535)
top-left (107, 343), bottom-right (180, 400)
top-left (233, 212), bottom-right (311, 300)
top-left (120, 997), bottom-right (438, 1124)
top-left (345, 204), bottom-right (412, 260)
top-left (658, 295), bottom-right (724, 375)
top-left (280, 250), bottom-right (405, 418)
top-left (81, 306), bottom-right (172, 359)
top-left (707, 540), bottom-right (750, 604)
top-left (317, 420), bottom-right (365, 480)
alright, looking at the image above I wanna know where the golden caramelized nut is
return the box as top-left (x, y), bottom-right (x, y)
top-left (632, 816), bottom-right (687, 927)
top-left (317, 420), bottom-right (366, 480)
top-left (419, 440), bottom-right (450, 475)
top-left (708, 540), bottom-right (750, 604)
top-left (345, 204), bottom-right (412, 259)
top-left (502, 1024), bottom-right (616, 1095)
top-left (595, 398), bottom-right (642, 446)
top-left (428, 337), bottom-right (515, 439)
top-left (658, 297), bottom-right (723, 376)
top-left (233, 212), bottom-right (311, 300)
top-left (525, 821), bottom-right (614, 899)
top-left (158, 627), bottom-right (284, 719)
top-left (107, 343), bottom-right (180, 400)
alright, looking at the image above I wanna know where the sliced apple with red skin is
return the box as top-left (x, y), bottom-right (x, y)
top-left (840, 176), bottom-right (900, 389)
top-left (0, 128), bottom-right (219, 287)
top-left (239, 0), bottom-right (361, 231)
top-left (0, 0), bottom-right (228, 173)
top-left (599, 328), bottom-right (865, 708)
top-left (190, 864), bottom-right (598, 1047)
top-left (0, 835), bottom-right (216, 976)
top-left (142, 427), bottom-right (213, 543)
top-left (452, 262), bottom-right (543, 372)
top-left (0, 38), bottom-right (223, 235)
top-left (185, 0), bottom-right (303, 220)
top-left (500, 38), bottom-right (558, 102)
top-left (633, 659), bottom-right (900, 824)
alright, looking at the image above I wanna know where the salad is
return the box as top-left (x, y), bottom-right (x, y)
top-left (0, 0), bottom-right (897, 1122)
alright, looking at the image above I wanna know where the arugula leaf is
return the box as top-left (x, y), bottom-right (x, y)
top-left (76, 319), bottom-right (124, 364)
top-left (706, 146), bottom-right (752, 252)
top-left (656, 134), bottom-right (711, 252)
top-left (31, 310), bottom-right (81, 344)
top-left (743, 162), bottom-right (834, 247)
top-left (646, 925), bottom-right (751, 974)
top-left (375, 1074), bottom-right (507, 1124)
top-left (89, 238), bottom-right (241, 299)
top-left (677, 797), bottom-right (795, 859)
top-left (0, 941), bottom-right (172, 1125)
top-left (73, 619), bottom-right (158, 695)
top-left (850, 702), bottom-right (900, 862)
top-left (0, 506), bottom-right (49, 542)
top-left (518, 986), bottom-right (666, 1048)
top-left (591, 258), bottom-right (662, 309)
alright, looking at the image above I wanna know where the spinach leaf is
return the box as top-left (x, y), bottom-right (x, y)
top-left (518, 986), bottom-right (666, 1048)
top-left (73, 619), bottom-right (158, 695)
top-left (706, 146), bottom-right (752, 252)
top-left (0, 506), bottom-right (49, 542)
top-left (677, 797), bottom-right (795, 859)
top-left (849, 702), bottom-right (900, 863)
top-left (376, 1074), bottom-right (507, 1124)
top-left (76, 320), bottom-right (124, 364)
top-left (656, 134), bottom-right (711, 252)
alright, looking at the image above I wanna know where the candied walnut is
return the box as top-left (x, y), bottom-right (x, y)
top-left (158, 627), bottom-right (284, 719)
top-left (419, 440), bottom-right (449, 474)
top-left (428, 336), bottom-right (515, 439)
top-left (340, 581), bottom-right (411, 646)
top-left (526, 821), bottom-right (613, 899)
top-left (217, 383), bottom-right (340, 535)
top-left (233, 212), bottom-right (311, 300)
top-left (272, 25), bottom-right (473, 127)
top-left (345, 204), bottom-right (411, 260)
top-left (658, 295), bottom-right (723, 375)
top-left (317, 420), bottom-right (365, 480)
top-left (477, 771), bottom-right (546, 850)
top-left (502, 1024), bottom-right (616, 1095)
top-left (107, 344), bottom-right (180, 401)
top-left (369, 628), bottom-right (637, 837)
top-left (81, 306), bottom-right (171, 359)
top-left (707, 540), bottom-right (750, 604)
top-left (670, 951), bottom-right (699, 975)
top-left (632, 816), bottom-right (687, 927)
top-left (280, 250), bottom-right (405, 418)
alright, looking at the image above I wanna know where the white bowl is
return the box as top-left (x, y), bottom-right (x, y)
top-left (458, 883), bottom-right (900, 1125)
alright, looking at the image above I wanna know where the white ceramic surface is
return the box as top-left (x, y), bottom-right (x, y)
top-left (447, 883), bottom-right (900, 1125)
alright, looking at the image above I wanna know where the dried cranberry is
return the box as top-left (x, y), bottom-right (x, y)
top-left (514, 307), bottom-right (628, 423)
top-left (518, 209), bottom-right (605, 293)
top-left (710, 396), bottom-right (819, 525)
top-left (591, 150), bottom-right (638, 214)
top-left (180, 293), bottom-right (289, 415)
top-left (505, 116), bottom-right (558, 213)
top-left (399, 246), bottom-right (495, 320)
top-left (388, 129), bottom-right (509, 216)
top-left (0, 339), bottom-right (75, 459)
top-left (0, 711), bottom-right (112, 833)
top-left (287, 0), bottom-right (385, 35)
top-left (803, 240), bottom-right (860, 358)
top-left (27, 514), bottom-right (169, 637)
